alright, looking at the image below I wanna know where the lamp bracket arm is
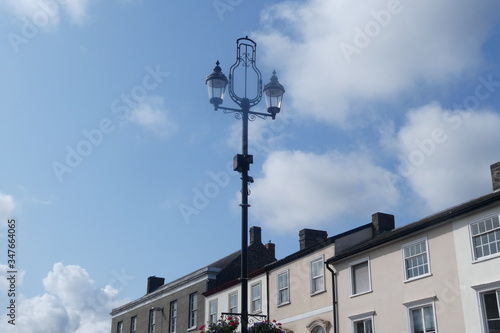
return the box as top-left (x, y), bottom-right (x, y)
top-left (215, 106), bottom-right (276, 120)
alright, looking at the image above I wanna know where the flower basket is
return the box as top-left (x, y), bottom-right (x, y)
top-left (199, 316), bottom-right (239, 333)
top-left (249, 320), bottom-right (284, 333)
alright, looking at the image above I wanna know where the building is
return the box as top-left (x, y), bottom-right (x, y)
top-left (111, 162), bottom-right (500, 333)
top-left (263, 214), bottom-right (395, 333)
top-left (110, 227), bottom-right (276, 333)
top-left (202, 227), bottom-right (276, 328)
top-left (325, 162), bottom-right (500, 333)
top-left (265, 228), bottom-right (336, 333)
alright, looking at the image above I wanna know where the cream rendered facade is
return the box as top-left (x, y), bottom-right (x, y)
top-left (268, 245), bottom-right (335, 333)
top-left (202, 272), bottom-right (269, 329)
top-left (332, 222), bottom-right (465, 332)
top-left (328, 189), bottom-right (500, 333)
top-left (452, 203), bottom-right (500, 333)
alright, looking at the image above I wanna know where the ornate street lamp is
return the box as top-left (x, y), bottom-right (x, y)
top-left (205, 37), bottom-right (285, 333)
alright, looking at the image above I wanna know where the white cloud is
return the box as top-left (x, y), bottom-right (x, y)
top-left (63, 0), bottom-right (92, 25)
top-left (250, 150), bottom-right (400, 232)
top-left (0, 263), bottom-right (126, 333)
top-left (128, 96), bottom-right (178, 138)
top-left (254, 0), bottom-right (500, 125)
top-left (0, 193), bottom-right (16, 222)
top-left (0, 0), bottom-right (92, 27)
top-left (395, 103), bottom-right (500, 212)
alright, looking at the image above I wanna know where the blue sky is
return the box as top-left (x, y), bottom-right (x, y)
top-left (1, 0), bottom-right (500, 331)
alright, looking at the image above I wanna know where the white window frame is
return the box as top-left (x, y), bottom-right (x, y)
top-left (117, 321), bottom-right (123, 333)
top-left (404, 297), bottom-right (437, 333)
top-left (310, 255), bottom-right (326, 295)
top-left (188, 293), bottom-right (198, 329)
top-left (469, 214), bottom-right (500, 262)
top-left (352, 318), bottom-right (373, 333)
top-left (251, 282), bottom-right (262, 313)
top-left (402, 238), bottom-right (431, 282)
top-left (149, 310), bottom-right (156, 333)
top-left (349, 311), bottom-right (375, 333)
top-left (169, 301), bottom-right (177, 333)
top-left (474, 282), bottom-right (500, 333)
top-left (209, 299), bottom-right (218, 324)
top-left (349, 257), bottom-right (372, 297)
top-left (130, 316), bottom-right (137, 333)
top-left (277, 270), bottom-right (290, 306)
top-left (229, 292), bottom-right (238, 314)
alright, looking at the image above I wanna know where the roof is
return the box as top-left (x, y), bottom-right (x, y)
top-left (111, 241), bottom-right (275, 316)
top-left (265, 223), bottom-right (373, 271)
top-left (326, 190), bottom-right (500, 264)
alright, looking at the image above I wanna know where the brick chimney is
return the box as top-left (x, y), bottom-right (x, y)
top-left (250, 226), bottom-right (262, 245)
top-left (491, 162), bottom-right (500, 192)
top-left (265, 241), bottom-right (276, 258)
top-left (299, 229), bottom-right (327, 250)
top-left (372, 212), bottom-right (395, 236)
top-left (147, 276), bottom-right (165, 294)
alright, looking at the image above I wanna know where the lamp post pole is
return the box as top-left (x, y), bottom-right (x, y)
top-left (205, 37), bottom-right (285, 333)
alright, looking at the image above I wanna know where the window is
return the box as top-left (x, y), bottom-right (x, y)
top-left (403, 239), bottom-right (431, 281)
top-left (313, 327), bottom-right (325, 333)
top-left (169, 301), bottom-right (177, 333)
top-left (130, 316), bottom-right (137, 333)
top-left (149, 310), bottom-right (156, 333)
top-left (409, 304), bottom-right (436, 333)
top-left (480, 290), bottom-right (500, 333)
top-left (311, 256), bottom-right (325, 294)
top-left (229, 292), bottom-right (238, 313)
top-left (251, 283), bottom-right (262, 313)
top-left (209, 300), bottom-right (218, 323)
top-left (307, 319), bottom-right (330, 333)
top-left (189, 293), bottom-right (198, 328)
top-left (353, 318), bottom-right (373, 333)
top-left (350, 258), bottom-right (371, 296)
top-left (277, 271), bottom-right (290, 305)
top-left (470, 215), bottom-right (500, 260)
top-left (117, 321), bottom-right (123, 333)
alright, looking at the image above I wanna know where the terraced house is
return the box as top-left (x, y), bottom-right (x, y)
top-left (326, 162), bottom-right (500, 333)
top-left (111, 162), bottom-right (500, 333)
top-left (110, 227), bottom-right (275, 333)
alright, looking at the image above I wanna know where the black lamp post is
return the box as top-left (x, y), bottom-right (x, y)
top-left (205, 37), bottom-right (285, 333)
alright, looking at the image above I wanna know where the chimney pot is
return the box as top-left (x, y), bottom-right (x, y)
top-left (299, 229), bottom-right (327, 250)
top-left (147, 276), bottom-right (165, 294)
top-left (491, 162), bottom-right (500, 192)
top-left (265, 241), bottom-right (276, 258)
top-left (372, 212), bottom-right (395, 236)
top-left (250, 226), bottom-right (262, 245)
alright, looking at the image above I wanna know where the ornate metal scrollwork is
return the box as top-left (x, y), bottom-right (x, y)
top-left (228, 37), bottom-right (263, 108)
top-left (221, 312), bottom-right (268, 326)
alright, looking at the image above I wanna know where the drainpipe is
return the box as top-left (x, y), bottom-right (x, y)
top-left (266, 268), bottom-right (270, 320)
top-left (326, 262), bottom-right (338, 333)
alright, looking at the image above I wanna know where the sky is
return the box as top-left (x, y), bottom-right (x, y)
top-left (1, 0), bottom-right (500, 331)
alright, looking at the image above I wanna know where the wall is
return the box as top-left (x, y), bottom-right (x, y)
top-left (452, 204), bottom-right (500, 333)
top-left (111, 279), bottom-right (207, 333)
top-left (334, 222), bottom-right (466, 333)
top-left (268, 245), bottom-right (335, 333)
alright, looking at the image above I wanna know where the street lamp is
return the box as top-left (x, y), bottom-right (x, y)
top-left (205, 36), bottom-right (285, 333)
